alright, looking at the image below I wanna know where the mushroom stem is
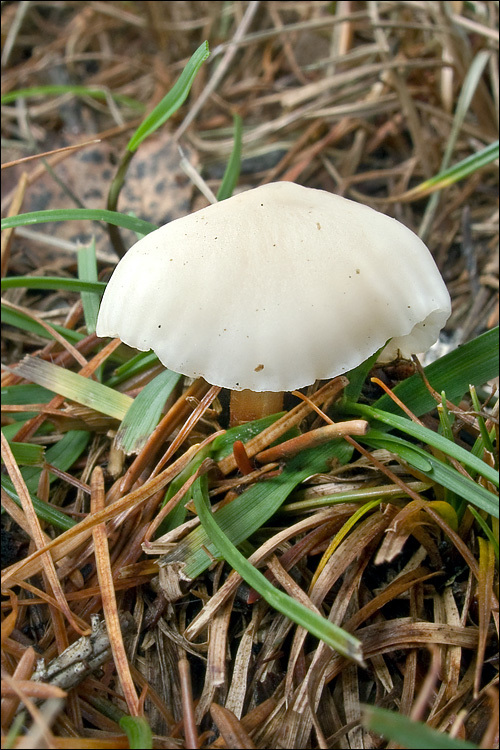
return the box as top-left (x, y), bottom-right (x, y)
top-left (229, 389), bottom-right (284, 427)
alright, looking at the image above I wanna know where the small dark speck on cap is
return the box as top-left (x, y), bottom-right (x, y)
top-left (254, 364), bottom-right (264, 372)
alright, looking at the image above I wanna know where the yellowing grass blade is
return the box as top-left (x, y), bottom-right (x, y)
top-left (15, 357), bottom-right (132, 420)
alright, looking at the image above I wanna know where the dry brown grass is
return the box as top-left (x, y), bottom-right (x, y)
top-left (1, 2), bottom-right (499, 748)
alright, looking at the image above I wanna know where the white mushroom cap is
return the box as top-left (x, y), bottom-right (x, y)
top-left (96, 182), bottom-right (451, 391)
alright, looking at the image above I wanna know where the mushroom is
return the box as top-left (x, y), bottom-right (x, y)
top-left (96, 181), bottom-right (451, 425)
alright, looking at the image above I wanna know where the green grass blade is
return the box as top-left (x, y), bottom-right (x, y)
top-left (442, 52), bottom-right (491, 170)
top-left (14, 358), bottom-right (132, 421)
top-left (420, 50), bottom-right (492, 240)
top-left (2, 709), bottom-right (26, 749)
top-left (216, 113), bottom-right (243, 200)
top-left (1, 85), bottom-right (144, 110)
top-left (115, 368), bottom-right (182, 454)
top-left (372, 328), bottom-right (498, 417)
top-left (1, 276), bottom-right (106, 294)
top-left (104, 351), bottom-right (160, 388)
top-left (119, 716), bottom-right (153, 750)
top-left (157, 443), bottom-right (218, 535)
top-left (1, 209), bottom-right (157, 235)
top-left (193, 475), bottom-right (364, 664)
top-left (2, 305), bottom-right (130, 367)
top-left (3, 441), bottom-right (44, 466)
top-left (348, 403), bottom-right (499, 488)
top-left (469, 385), bottom-right (496, 457)
top-left (362, 430), bottom-right (498, 517)
top-left (2, 477), bottom-right (76, 531)
top-left (2, 430), bottom-right (89, 531)
top-left (126, 41), bottom-right (210, 152)
top-left (156, 414), bottom-right (289, 536)
top-left (362, 705), bottom-right (478, 749)
top-left (467, 506), bottom-right (499, 561)
top-left (343, 347), bottom-right (385, 403)
top-left (6, 441), bottom-right (45, 467)
top-left (21, 430), bottom-right (91, 494)
top-left (77, 240), bottom-right (100, 334)
top-left (2, 383), bottom-right (55, 406)
top-left (160, 440), bottom-right (354, 579)
top-left (403, 140), bottom-right (498, 200)
top-left (437, 392), bottom-right (455, 442)
top-left (2, 423), bottom-right (31, 440)
top-left (1, 304), bottom-right (85, 344)
top-left (282, 481), bottom-right (430, 514)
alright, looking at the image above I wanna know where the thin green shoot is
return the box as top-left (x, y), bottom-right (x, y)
top-left (193, 475), bottom-right (364, 665)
